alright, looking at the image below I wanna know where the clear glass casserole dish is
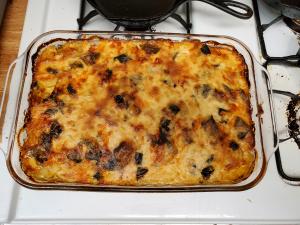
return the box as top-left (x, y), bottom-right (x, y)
top-left (0, 31), bottom-right (278, 191)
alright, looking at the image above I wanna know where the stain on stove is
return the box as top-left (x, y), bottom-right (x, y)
top-left (287, 94), bottom-right (300, 149)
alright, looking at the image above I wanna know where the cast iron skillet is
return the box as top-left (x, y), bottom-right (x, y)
top-left (87, 0), bottom-right (253, 30)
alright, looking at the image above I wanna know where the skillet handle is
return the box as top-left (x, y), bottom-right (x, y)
top-left (198, 0), bottom-right (253, 19)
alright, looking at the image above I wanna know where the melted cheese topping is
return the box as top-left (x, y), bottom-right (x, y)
top-left (20, 37), bottom-right (256, 186)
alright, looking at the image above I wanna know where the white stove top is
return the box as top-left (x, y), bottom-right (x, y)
top-left (1, 0), bottom-right (300, 224)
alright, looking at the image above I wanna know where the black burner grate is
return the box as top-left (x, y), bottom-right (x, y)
top-left (77, 0), bottom-right (192, 33)
top-left (252, 0), bottom-right (300, 65)
top-left (253, 0), bottom-right (300, 182)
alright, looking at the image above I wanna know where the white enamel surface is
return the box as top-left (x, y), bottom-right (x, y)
top-left (0, 0), bottom-right (300, 223)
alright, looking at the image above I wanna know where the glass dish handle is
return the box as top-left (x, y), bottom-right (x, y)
top-left (258, 64), bottom-right (279, 162)
top-left (0, 54), bottom-right (25, 159)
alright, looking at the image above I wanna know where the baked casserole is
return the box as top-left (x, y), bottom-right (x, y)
top-left (20, 37), bottom-right (256, 185)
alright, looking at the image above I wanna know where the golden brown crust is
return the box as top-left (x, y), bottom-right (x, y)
top-left (20, 37), bottom-right (256, 186)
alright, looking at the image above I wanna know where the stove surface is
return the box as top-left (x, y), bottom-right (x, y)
top-left (0, 0), bottom-right (300, 224)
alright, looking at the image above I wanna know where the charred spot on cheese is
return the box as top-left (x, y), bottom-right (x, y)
top-left (113, 141), bottom-right (135, 168)
top-left (218, 108), bottom-right (229, 116)
top-left (200, 44), bottom-right (211, 55)
top-left (237, 131), bottom-right (248, 139)
top-left (156, 118), bottom-right (171, 145)
top-left (135, 152), bottom-right (143, 165)
top-left (93, 171), bottom-right (102, 180)
top-left (46, 67), bottom-right (58, 74)
top-left (40, 132), bottom-right (52, 151)
top-left (67, 84), bottom-right (77, 95)
top-left (201, 165), bottom-right (214, 179)
top-left (31, 81), bottom-right (38, 89)
top-left (239, 89), bottom-right (248, 101)
top-left (130, 104), bottom-right (142, 115)
top-left (67, 149), bottom-right (82, 163)
top-left (201, 116), bottom-right (219, 136)
top-left (169, 104), bottom-right (180, 115)
top-left (114, 54), bottom-right (131, 63)
top-left (70, 61), bottom-right (84, 69)
top-left (206, 154), bottom-right (214, 163)
top-left (214, 89), bottom-right (226, 101)
top-left (56, 99), bottom-right (65, 110)
top-left (198, 84), bottom-right (211, 98)
top-left (114, 94), bottom-right (128, 109)
top-left (81, 51), bottom-right (100, 65)
top-left (141, 43), bottom-right (160, 54)
top-left (43, 108), bottom-right (59, 116)
top-left (129, 74), bottom-right (143, 86)
top-left (223, 84), bottom-right (232, 93)
top-left (101, 69), bottom-right (113, 83)
top-left (46, 91), bottom-right (65, 109)
top-left (182, 127), bottom-right (193, 144)
top-left (229, 141), bottom-right (239, 151)
top-left (46, 90), bottom-right (58, 102)
top-left (50, 120), bottom-right (63, 138)
top-left (235, 117), bottom-right (250, 130)
top-left (136, 167), bottom-right (148, 180)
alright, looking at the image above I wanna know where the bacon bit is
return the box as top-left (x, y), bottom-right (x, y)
top-left (69, 61), bottom-right (84, 69)
top-left (31, 146), bottom-right (49, 163)
top-left (201, 116), bottom-right (219, 136)
top-left (141, 43), bottom-right (160, 54)
top-left (113, 141), bottom-right (135, 168)
top-left (49, 120), bottom-right (63, 138)
top-left (67, 149), bottom-right (82, 163)
top-left (182, 128), bottom-right (193, 144)
top-left (81, 51), bottom-right (100, 65)
top-left (40, 132), bottom-right (52, 151)
top-left (99, 150), bottom-right (117, 170)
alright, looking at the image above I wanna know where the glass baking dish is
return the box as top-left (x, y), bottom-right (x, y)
top-left (0, 31), bottom-right (278, 192)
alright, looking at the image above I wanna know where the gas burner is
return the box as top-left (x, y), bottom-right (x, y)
top-left (272, 88), bottom-right (300, 182)
top-left (287, 94), bottom-right (300, 148)
top-left (272, 89), bottom-right (300, 146)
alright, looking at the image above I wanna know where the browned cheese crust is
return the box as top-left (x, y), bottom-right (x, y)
top-left (20, 37), bottom-right (256, 185)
